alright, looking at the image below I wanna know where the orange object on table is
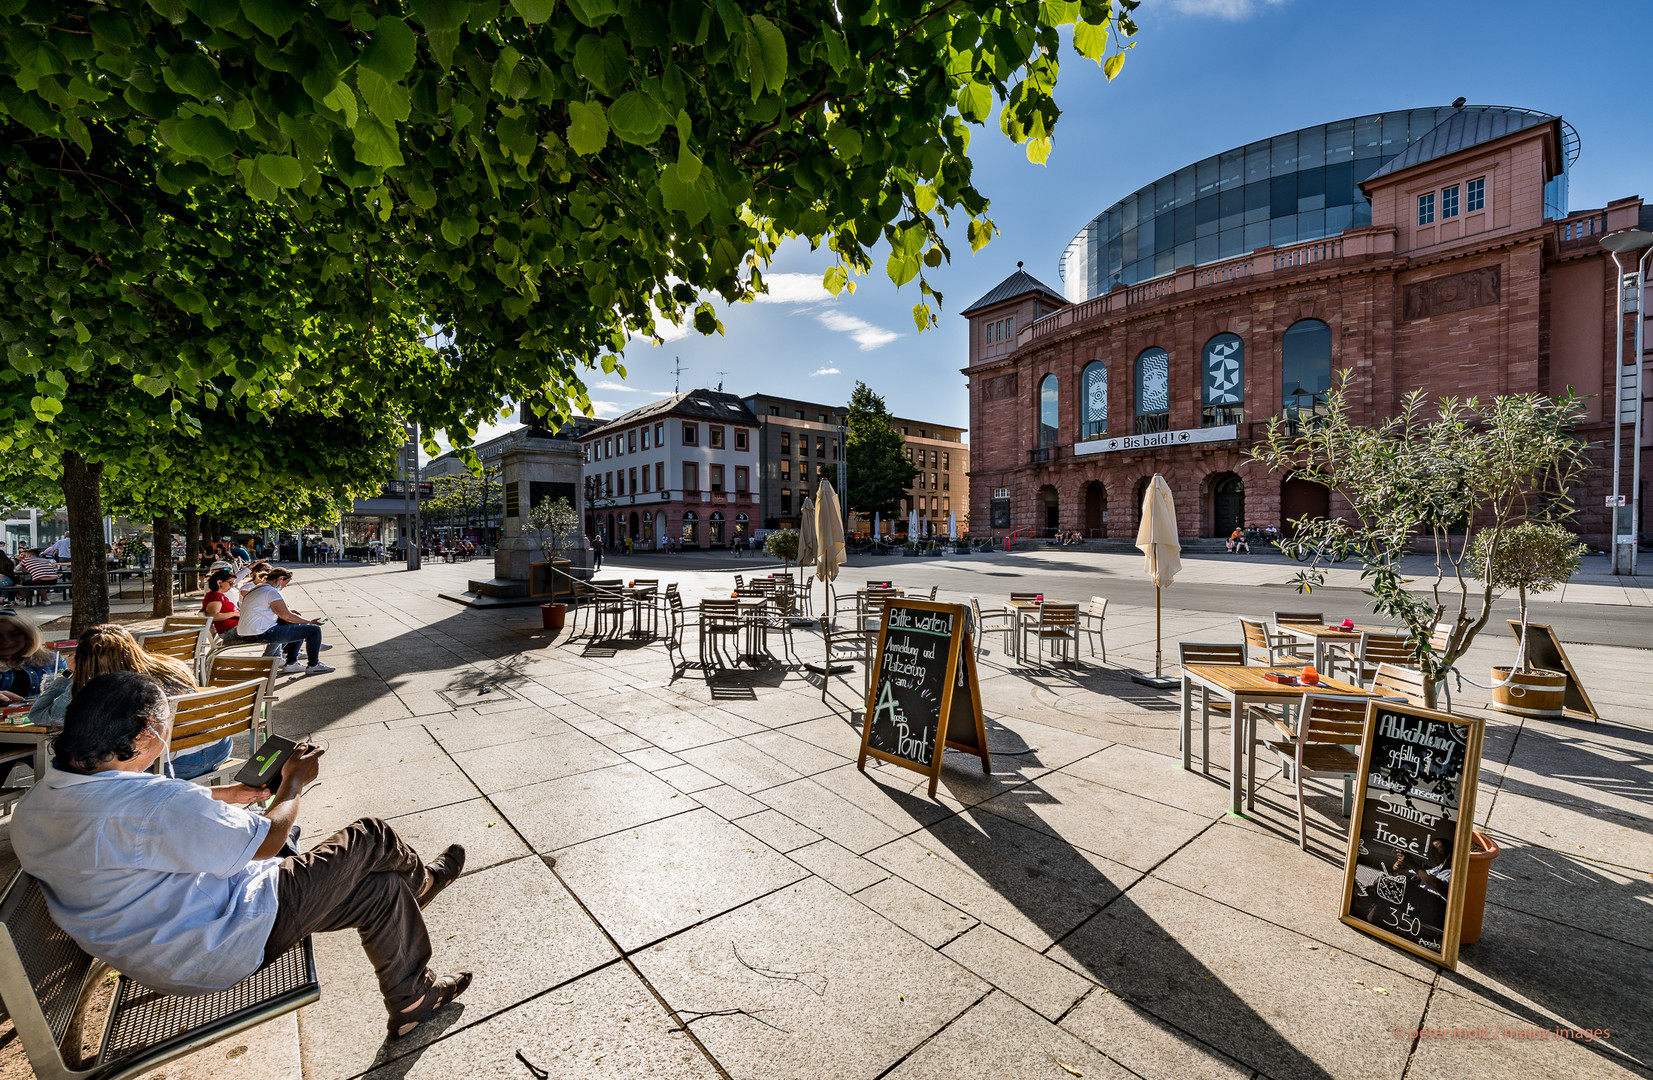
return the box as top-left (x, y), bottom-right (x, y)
top-left (1301, 665), bottom-right (1320, 685)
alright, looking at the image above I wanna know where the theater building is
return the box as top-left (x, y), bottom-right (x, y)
top-left (964, 105), bottom-right (1646, 548)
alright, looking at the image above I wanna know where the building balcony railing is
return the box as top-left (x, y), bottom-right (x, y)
top-left (1020, 232), bottom-right (1386, 348)
top-left (1134, 413), bottom-right (1170, 436)
top-left (1557, 212), bottom-right (1606, 246)
top-left (380, 480), bottom-right (434, 499)
top-left (1029, 445), bottom-right (1060, 464)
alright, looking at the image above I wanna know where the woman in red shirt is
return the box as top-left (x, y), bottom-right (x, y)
top-left (201, 568), bottom-right (240, 637)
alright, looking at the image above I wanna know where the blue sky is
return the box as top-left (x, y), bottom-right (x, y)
top-left (460, 0), bottom-right (1652, 448)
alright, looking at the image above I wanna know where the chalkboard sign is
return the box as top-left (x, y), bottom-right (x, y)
top-left (1340, 700), bottom-right (1484, 969)
top-left (857, 600), bottom-right (990, 797)
top-left (1507, 621), bottom-right (1597, 719)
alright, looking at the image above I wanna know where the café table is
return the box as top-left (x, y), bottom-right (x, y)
top-left (1274, 622), bottom-right (1393, 670)
top-left (1180, 663), bottom-right (1372, 816)
top-left (0, 706), bottom-right (53, 789)
top-left (1003, 598), bottom-right (1052, 664)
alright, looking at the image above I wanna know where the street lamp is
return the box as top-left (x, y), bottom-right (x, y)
top-left (1599, 229), bottom-right (1653, 576)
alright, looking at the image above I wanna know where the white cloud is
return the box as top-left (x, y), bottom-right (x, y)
top-left (753, 272), bottom-right (833, 304)
top-left (588, 400), bottom-right (625, 418)
top-left (816, 310), bottom-right (900, 351)
top-left (810, 366), bottom-right (841, 377)
top-left (592, 380), bottom-right (639, 393)
top-left (650, 391), bottom-right (675, 397)
top-left (1168, 0), bottom-right (1285, 18)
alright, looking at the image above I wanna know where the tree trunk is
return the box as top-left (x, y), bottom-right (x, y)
top-left (150, 514), bottom-right (174, 617)
top-left (60, 451), bottom-right (108, 638)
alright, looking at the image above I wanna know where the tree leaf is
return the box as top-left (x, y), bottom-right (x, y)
top-left (510, 0), bottom-right (559, 24)
top-left (409, 0), bottom-right (468, 33)
top-left (177, 114), bottom-right (237, 159)
top-left (351, 116), bottom-right (404, 166)
top-left (358, 18), bottom-right (418, 82)
top-left (240, 0), bottom-right (303, 37)
top-left (357, 69), bottom-right (411, 123)
top-left (565, 99), bottom-right (608, 155)
top-left (256, 153), bottom-right (303, 188)
top-left (968, 218), bottom-right (995, 253)
top-left (825, 123), bottom-right (861, 161)
top-left (823, 265), bottom-right (847, 296)
top-left (660, 166), bottom-right (708, 225)
top-left (886, 250), bottom-right (919, 287)
top-left (957, 81), bottom-right (992, 123)
top-left (565, 0), bottom-right (619, 27)
top-left (1025, 136), bottom-right (1052, 164)
top-left (1103, 52), bottom-right (1125, 81)
top-left (574, 33), bottom-right (630, 95)
top-left (1073, 20), bottom-right (1106, 62)
top-left (322, 81), bottom-right (359, 127)
top-left (608, 89), bottom-right (667, 145)
top-left (749, 14), bottom-right (787, 94)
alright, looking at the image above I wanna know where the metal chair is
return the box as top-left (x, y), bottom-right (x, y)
top-left (698, 600), bottom-right (742, 670)
top-left (0, 871), bottom-right (317, 1080)
top-left (1078, 596), bottom-right (1109, 661)
top-left (1237, 617), bottom-right (1306, 666)
top-left (969, 597), bottom-right (1014, 658)
top-left (1331, 632), bottom-right (1415, 687)
top-left (1250, 694), bottom-right (1367, 849)
top-left (1178, 641), bottom-right (1245, 772)
top-left (587, 579), bottom-right (626, 640)
top-left (820, 615), bottom-right (876, 703)
top-left (1021, 602), bottom-right (1080, 669)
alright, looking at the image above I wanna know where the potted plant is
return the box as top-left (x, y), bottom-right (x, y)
top-left (528, 496), bottom-right (580, 628)
top-left (1468, 522), bottom-right (1585, 718)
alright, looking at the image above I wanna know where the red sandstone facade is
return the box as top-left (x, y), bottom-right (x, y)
top-left (964, 119), bottom-right (1646, 549)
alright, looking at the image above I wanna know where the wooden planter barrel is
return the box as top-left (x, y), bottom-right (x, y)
top-left (1489, 666), bottom-right (1567, 719)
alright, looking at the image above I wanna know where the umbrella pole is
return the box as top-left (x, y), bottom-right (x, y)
top-left (1155, 585), bottom-right (1162, 680)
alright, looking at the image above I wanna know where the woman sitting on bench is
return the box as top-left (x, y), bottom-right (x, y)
top-left (28, 624), bottom-right (232, 780)
top-left (202, 568), bottom-right (241, 639)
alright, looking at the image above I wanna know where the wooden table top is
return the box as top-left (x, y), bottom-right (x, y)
top-left (1182, 664), bottom-right (1370, 697)
top-left (1274, 623), bottom-right (1391, 640)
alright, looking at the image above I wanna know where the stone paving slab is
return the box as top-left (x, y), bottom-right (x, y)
top-left (939, 924), bottom-right (1092, 1021)
top-left (491, 762), bottom-right (698, 852)
top-left (631, 877), bottom-right (990, 1080)
top-left (553, 807), bottom-right (807, 952)
top-left (884, 990), bottom-right (1133, 1080)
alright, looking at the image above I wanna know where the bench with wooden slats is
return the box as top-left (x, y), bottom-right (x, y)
top-left (158, 680), bottom-right (264, 787)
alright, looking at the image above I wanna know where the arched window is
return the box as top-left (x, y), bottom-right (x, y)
top-left (1282, 319), bottom-right (1332, 427)
top-left (710, 511), bottom-right (726, 545)
top-left (1080, 362), bottom-right (1108, 439)
top-left (1134, 348), bottom-right (1170, 435)
top-left (682, 511), bottom-right (698, 546)
top-left (1202, 333), bottom-right (1244, 428)
top-left (1038, 375), bottom-right (1059, 449)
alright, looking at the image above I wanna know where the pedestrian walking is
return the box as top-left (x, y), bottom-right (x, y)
top-left (590, 534), bottom-right (604, 571)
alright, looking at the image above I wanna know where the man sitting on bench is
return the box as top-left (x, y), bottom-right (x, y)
top-left (11, 672), bottom-right (472, 1040)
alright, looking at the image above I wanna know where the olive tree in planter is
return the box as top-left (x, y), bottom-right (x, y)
top-left (1250, 378), bottom-right (1589, 708)
top-left (764, 529), bottom-right (800, 572)
top-left (1467, 522), bottom-right (1585, 718)
top-left (528, 497), bottom-right (581, 600)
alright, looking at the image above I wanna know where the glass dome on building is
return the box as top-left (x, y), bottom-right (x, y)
top-left (1058, 105), bottom-right (1580, 303)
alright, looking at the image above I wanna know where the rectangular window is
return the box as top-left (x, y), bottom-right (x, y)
top-left (780, 489), bottom-right (792, 514)
top-left (799, 461), bottom-right (809, 483)
top-left (604, 472), bottom-right (613, 497)
top-left (628, 430), bottom-right (636, 453)
top-left (604, 437), bottom-right (613, 458)
top-left (710, 464), bottom-right (724, 492)
top-left (817, 414), bottom-right (828, 424)
top-left (709, 426), bottom-right (724, 448)
top-left (816, 436), bottom-right (825, 458)
top-left (1466, 177), bottom-right (1484, 212)
top-left (735, 466), bottom-right (748, 492)
top-left (655, 462), bottom-right (664, 491)
top-left (942, 452), bottom-right (950, 470)
top-left (629, 467), bottom-right (637, 493)
top-left (654, 422), bottom-right (664, 445)
top-left (1417, 192), bottom-right (1435, 225)
top-left (640, 428), bottom-right (649, 450)
top-left (682, 422), bottom-right (698, 445)
top-left (618, 471), bottom-right (627, 495)
top-left (1441, 185), bottom-right (1459, 219)
top-left (642, 466), bottom-right (651, 493)
top-left (795, 410), bottom-right (804, 419)
top-left (781, 459), bottom-right (791, 480)
top-left (683, 462), bottom-right (698, 492)
top-left (735, 429), bottom-right (748, 450)
top-left (769, 405), bottom-right (779, 415)
top-left (780, 432), bottom-right (791, 453)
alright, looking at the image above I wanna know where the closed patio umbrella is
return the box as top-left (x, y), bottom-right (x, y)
top-left (1133, 474), bottom-right (1182, 687)
top-left (873, 511), bottom-right (880, 543)
top-left (948, 511), bottom-right (957, 541)
top-left (798, 495), bottom-right (818, 600)
top-left (814, 480), bottom-right (845, 591)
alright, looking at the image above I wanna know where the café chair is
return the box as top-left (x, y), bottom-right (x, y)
top-left (1021, 602), bottom-right (1080, 670)
top-left (1331, 631), bottom-right (1414, 687)
top-left (1370, 663), bottom-right (1430, 707)
top-left (1250, 693), bottom-right (1367, 849)
top-left (1077, 596), bottom-right (1109, 662)
top-left (1271, 610), bottom-right (1324, 629)
top-left (1178, 641), bottom-right (1245, 771)
top-left (969, 596), bottom-right (1013, 658)
top-left (698, 599), bottom-right (742, 670)
top-left (1237, 617), bottom-right (1306, 666)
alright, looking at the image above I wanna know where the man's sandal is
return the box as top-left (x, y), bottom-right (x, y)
top-left (387, 972), bottom-right (473, 1039)
top-left (418, 844), bottom-right (466, 910)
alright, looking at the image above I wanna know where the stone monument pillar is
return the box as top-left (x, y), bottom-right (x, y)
top-left (455, 423), bottom-right (589, 605)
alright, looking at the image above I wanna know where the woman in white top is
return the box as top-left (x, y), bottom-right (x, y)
top-left (233, 568), bottom-right (334, 676)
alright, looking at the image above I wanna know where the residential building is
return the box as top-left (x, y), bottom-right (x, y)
top-left (741, 394), bottom-right (848, 529)
top-left (965, 104), bottom-right (1645, 548)
top-left (866, 419), bottom-right (968, 537)
top-left (578, 390), bottom-right (760, 549)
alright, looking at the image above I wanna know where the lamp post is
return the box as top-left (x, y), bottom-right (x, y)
top-left (1600, 229), bottom-right (1653, 576)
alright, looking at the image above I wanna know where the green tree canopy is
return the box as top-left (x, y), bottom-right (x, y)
top-left (843, 380), bottom-right (916, 517)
